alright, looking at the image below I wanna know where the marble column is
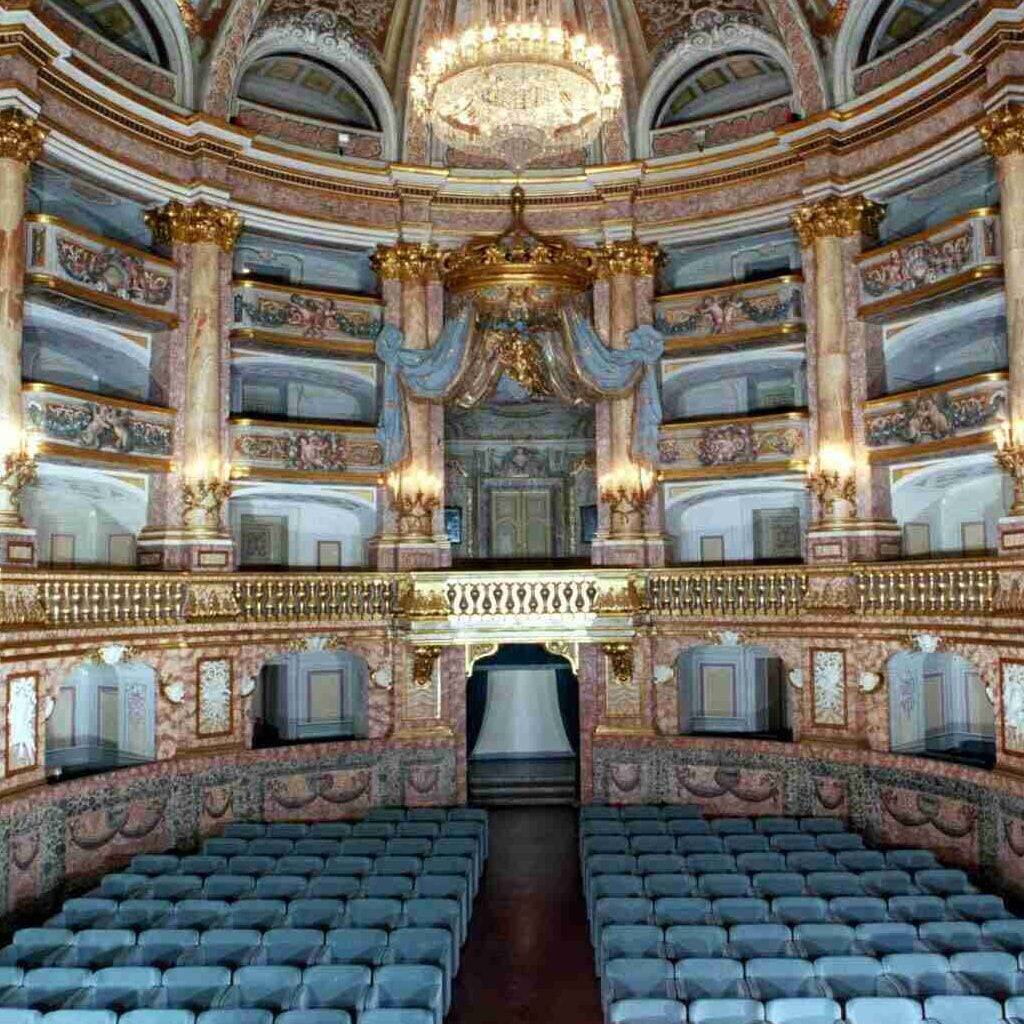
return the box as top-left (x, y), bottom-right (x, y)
top-left (591, 239), bottom-right (666, 568)
top-left (137, 200), bottom-right (242, 571)
top-left (0, 110), bottom-right (45, 567)
top-left (369, 243), bottom-right (451, 570)
top-left (981, 107), bottom-right (1024, 555)
top-left (792, 195), bottom-right (901, 563)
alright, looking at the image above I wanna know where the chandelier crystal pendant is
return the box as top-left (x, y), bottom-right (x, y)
top-left (410, 0), bottom-right (623, 170)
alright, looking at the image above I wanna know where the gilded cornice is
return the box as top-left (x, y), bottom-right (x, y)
top-left (791, 195), bottom-right (886, 248)
top-left (144, 200), bottom-right (243, 253)
top-left (371, 242), bottom-right (442, 282)
top-left (593, 240), bottom-right (664, 280)
top-left (979, 105), bottom-right (1024, 158)
top-left (0, 109), bottom-right (45, 164)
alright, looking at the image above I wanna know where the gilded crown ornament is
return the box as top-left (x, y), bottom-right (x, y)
top-left (371, 242), bottom-right (442, 283)
top-left (0, 109), bottom-right (46, 164)
top-left (980, 106), bottom-right (1024, 158)
top-left (601, 642), bottom-right (635, 686)
top-left (145, 200), bottom-right (243, 253)
top-left (791, 195), bottom-right (886, 248)
top-left (594, 239), bottom-right (664, 280)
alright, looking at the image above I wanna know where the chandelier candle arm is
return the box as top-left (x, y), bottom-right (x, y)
top-left (996, 421), bottom-right (1024, 517)
top-left (389, 467), bottom-right (442, 538)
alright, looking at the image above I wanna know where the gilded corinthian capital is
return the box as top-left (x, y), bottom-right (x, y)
top-left (0, 109), bottom-right (46, 164)
top-left (791, 195), bottom-right (885, 249)
top-left (145, 200), bottom-right (243, 253)
top-left (594, 239), bottom-right (664, 279)
top-left (371, 242), bottom-right (441, 282)
top-left (980, 106), bottom-right (1024, 158)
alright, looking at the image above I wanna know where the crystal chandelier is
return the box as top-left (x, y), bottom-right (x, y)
top-left (409, 0), bottom-right (623, 170)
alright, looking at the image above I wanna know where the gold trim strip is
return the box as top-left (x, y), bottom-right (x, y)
top-left (660, 460), bottom-right (806, 481)
top-left (22, 380), bottom-right (176, 415)
top-left (229, 329), bottom-right (377, 357)
top-left (37, 440), bottom-right (170, 471)
top-left (26, 274), bottom-right (180, 327)
top-left (233, 278), bottom-right (383, 307)
top-left (26, 213), bottom-right (175, 267)
top-left (663, 323), bottom-right (805, 355)
top-left (864, 371), bottom-right (1009, 409)
top-left (867, 430), bottom-right (999, 463)
top-left (858, 265), bottom-right (1004, 320)
top-left (233, 467), bottom-right (381, 484)
top-left (662, 410), bottom-right (809, 431)
top-left (656, 274), bottom-right (803, 305)
top-left (230, 416), bottom-right (376, 435)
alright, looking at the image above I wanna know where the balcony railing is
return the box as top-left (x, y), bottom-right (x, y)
top-left (863, 372), bottom-right (1007, 459)
top-left (23, 383), bottom-right (175, 469)
top-left (232, 280), bottom-right (383, 352)
top-left (660, 411), bottom-right (810, 477)
top-left (25, 215), bottom-right (177, 327)
top-left (646, 568), bottom-right (808, 616)
top-left (654, 275), bottom-right (803, 351)
top-left (231, 418), bottom-right (383, 478)
top-left (857, 208), bottom-right (1002, 320)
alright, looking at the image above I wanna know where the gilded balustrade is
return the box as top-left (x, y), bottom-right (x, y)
top-left (0, 560), bottom-right (1011, 631)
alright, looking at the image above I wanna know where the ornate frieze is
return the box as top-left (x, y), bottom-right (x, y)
top-left (791, 195), bottom-right (886, 248)
top-left (655, 276), bottom-right (803, 344)
top-left (25, 388), bottom-right (174, 458)
top-left (371, 242), bottom-right (441, 283)
top-left (0, 109), bottom-right (46, 164)
top-left (980, 105), bottom-right (1024, 158)
top-left (864, 375), bottom-right (1007, 451)
top-left (660, 414), bottom-right (808, 470)
top-left (232, 422), bottom-right (383, 473)
top-left (811, 649), bottom-right (847, 727)
top-left (233, 281), bottom-right (382, 341)
top-left (145, 201), bottom-right (243, 253)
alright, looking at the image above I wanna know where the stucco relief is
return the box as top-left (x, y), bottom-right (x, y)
top-left (811, 649), bottom-right (846, 727)
top-left (197, 658), bottom-right (232, 737)
top-left (5, 674), bottom-right (37, 775)
top-left (1002, 661), bottom-right (1024, 753)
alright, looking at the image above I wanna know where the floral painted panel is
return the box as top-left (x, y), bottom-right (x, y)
top-left (197, 658), bottom-right (232, 737)
top-left (55, 236), bottom-right (173, 307)
top-left (26, 396), bottom-right (173, 456)
top-left (234, 286), bottom-right (382, 340)
top-left (1002, 661), bottom-right (1024, 754)
top-left (865, 385), bottom-right (1006, 449)
top-left (812, 650), bottom-right (846, 728)
top-left (5, 674), bottom-right (38, 775)
top-left (660, 418), bottom-right (808, 469)
top-left (233, 428), bottom-right (383, 471)
top-left (655, 278), bottom-right (802, 341)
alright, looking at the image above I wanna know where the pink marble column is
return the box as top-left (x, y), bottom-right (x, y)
top-left (137, 201), bottom-right (242, 571)
top-left (793, 196), bottom-right (901, 563)
top-left (0, 110), bottom-right (44, 567)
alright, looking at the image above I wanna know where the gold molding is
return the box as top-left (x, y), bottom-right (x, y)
top-left (593, 239), bottom-right (665, 280)
top-left (231, 467), bottom-right (381, 484)
top-left (858, 264), bottom-right (1004, 320)
top-left (411, 644), bottom-right (443, 687)
top-left (230, 416), bottom-right (376, 436)
top-left (234, 278), bottom-right (383, 307)
top-left (656, 274), bottom-right (803, 305)
top-left (601, 642), bottom-right (635, 686)
top-left (25, 274), bottom-right (179, 327)
top-left (660, 460), bottom-right (807, 481)
top-left (867, 431), bottom-right (999, 464)
top-left (980, 105), bottom-right (1024, 157)
top-left (145, 200), bottom-right (243, 253)
top-left (662, 323), bottom-right (805, 355)
top-left (661, 409), bottom-right (810, 432)
top-left (229, 329), bottom-right (376, 358)
top-left (36, 440), bottom-right (170, 472)
top-left (371, 242), bottom-right (441, 283)
top-left (791, 195), bottom-right (886, 248)
top-left (0, 108), bottom-right (45, 163)
top-left (22, 380), bottom-right (176, 416)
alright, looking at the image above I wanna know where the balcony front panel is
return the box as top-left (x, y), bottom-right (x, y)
top-left (25, 215), bottom-right (177, 326)
top-left (857, 209), bottom-right (1002, 320)
top-left (659, 411), bottom-right (809, 477)
top-left (23, 383), bottom-right (174, 469)
top-left (654, 276), bottom-right (804, 352)
top-left (232, 280), bottom-right (383, 353)
top-left (231, 417), bottom-right (383, 479)
top-left (864, 372), bottom-right (1007, 459)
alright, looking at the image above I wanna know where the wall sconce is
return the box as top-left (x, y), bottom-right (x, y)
top-left (0, 424), bottom-right (39, 526)
top-left (996, 420), bottom-right (1024, 517)
top-left (600, 462), bottom-right (655, 536)
top-left (389, 466), bottom-right (441, 537)
top-left (806, 444), bottom-right (856, 520)
top-left (179, 456), bottom-right (234, 531)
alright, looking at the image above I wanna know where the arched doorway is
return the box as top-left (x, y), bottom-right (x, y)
top-left (466, 644), bottom-right (579, 805)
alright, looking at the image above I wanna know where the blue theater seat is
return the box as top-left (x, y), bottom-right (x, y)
top-left (879, 953), bottom-right (952, 997)
top-left (383, 929), bottom-right (453, 1011)
top-left (769, 899), bottom-right (829, 926)
top-left (792, 924), bottom-right (855, 958)
top-left (300, 966), bottom-right (371, 1013)
top-left (1, 931), bottom-right (72, 968)
top-left (600, 927), bottom-right (666, 975)
top-left (19, 968), bottom-right (90, 1010)
top-left (196, 1010), bottom-right (273, 1024)
top-left (116, 901), bottom-right (172, 932)
top-left (162, 967), bottom-right (233, 1010)
top-left (259, 930), bottom-right (324, 969)
top-left (307, 824), bottom-right (352, 840)
top-left (608, 998), bottom-right (687, 1023)
top-left (664, 926), bottom-right (727, 960)
top-left (356, 1011), bottom-right (433, 1024)
top-left (843, 998), bottom-right (923, 1024)
top-left (287, 902), bottom-right (346, 931)
top-left (811, 956), bottom-right (885, 999)
top-left (950, 951), bottom-right (1023, 998)
top-left (687, 998), bottom-right (764, 1024)
top-left (923, 995), bottom-right (1003, 1023)
top-left (764, 999), bottom-right (840, 1024)
top-left (854, 922), bottom-right (920, 955)
top-left (602, 958), bottom-right (676, 1013)
top-left (653, 900), bottom-right (712, 928)
top-left (276, 1012), bottom-right (351, 1024)
top-left (230, 965), bottom-right (302, 1011)
top-left (674, 959), bottom-right (746, 1000)
top-left (324, 930), bottom-right (389, 969)
top-left (83, 966), bottom-right (161, 1011)
top-left (743, 959), bottom-right (819, 1001)
top-left (134, 930), bottom-right (200, 969)
top-left (118, 1012), bottom-right (197, 1024)
top-left (728, 924), bottom-right (792, 959)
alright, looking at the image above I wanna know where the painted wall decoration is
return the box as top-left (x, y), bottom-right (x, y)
top-left (55, 236), bottom-right (173, 306)
top-left (234, 287), bottom-right (382, 340)
top-left (652, 100), bottom-right (793, 158)
top-left (865, 387), bottom-right (1006, 448)
top-left (5, 673), bottom-right (38, 775)
top-left (812, 649), bottom-right (847, 727)
top-left (197, 658), bottom-right (232, 737)
top-left (660, 418), bottom-right (807, 468)
top-left (26, 397), bottom-right (173, 456)
top-left (233, 428), bottom-right (383, 471)
top-left (655, 279), bottom-right (802, 340)
top-left (1002, 660), bottom-right (1024, 754)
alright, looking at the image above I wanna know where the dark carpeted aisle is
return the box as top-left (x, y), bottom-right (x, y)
top-left (446, 806), bottom-right (601, 1024)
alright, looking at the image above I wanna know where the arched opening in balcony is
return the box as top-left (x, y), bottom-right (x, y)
top-left (676, 643), bottom-right (789, 741)
top-left (466, 644), bottom-right (578, 805)
top-left (888, 649), bottom-right (995, 768)
top-left (46, 660), bottom-right (157, 780)
top-left (251, 647), bottom-right (370, 748)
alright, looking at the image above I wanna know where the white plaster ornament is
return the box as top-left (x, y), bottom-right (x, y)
top-left (788, 668), bottom-right (804, 690)
top-left (859, 671), bottom-right (883, 694)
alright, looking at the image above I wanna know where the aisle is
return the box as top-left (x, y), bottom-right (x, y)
top-left (447, 806), bottom-right (601, 1024)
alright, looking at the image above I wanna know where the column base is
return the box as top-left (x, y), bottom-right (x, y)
top-left (369, 534), bottom-right (452, 571)
top-left (806, 519), bottom-right (902, 564)
top-left (591, 533), bottom-right (668, 567)
top-left (0, 525), bottom-right (37, 567)
top-left (136, 528), bottom-right (235, 571)
top-left (998, 516), bottom-right (1024, 556)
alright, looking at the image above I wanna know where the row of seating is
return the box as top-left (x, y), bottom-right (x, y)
top-left (602, 995), bottom-right (1024, 1023)
top-left (584, 833), bottom-right (870, 855)
top-left (0, 1008), bottom-right (431, 1023)
top-left (581, 810), bottom-right (851, 833)
top-left (0, 964), bottom-right (443, 1021)
top-left (583, 848), bottom-right (939, 874)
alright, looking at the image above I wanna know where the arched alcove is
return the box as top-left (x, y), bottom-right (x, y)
top-left (888, 649), bottom-right (995, 768)
top-left (676, 642), bottom-right (788, 739)
top-left (251, 647), bottom-right (370, 748)
top-left (46, 660), bottom-right (157, 779)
